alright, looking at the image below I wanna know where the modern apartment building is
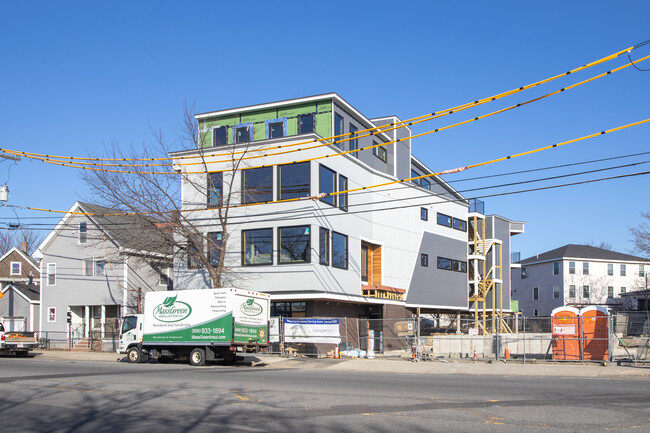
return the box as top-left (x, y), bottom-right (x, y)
top-left (171, 93), bottom-right (522, 321)
top-left (511, 244), bottom-right (650, 316)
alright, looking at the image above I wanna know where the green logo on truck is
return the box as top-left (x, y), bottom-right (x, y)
top-left (240, 298), bottom-right (263, 316)
top-left (153, 295), bottom-right (192, 322)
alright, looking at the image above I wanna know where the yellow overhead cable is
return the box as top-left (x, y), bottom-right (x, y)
top-left (16, 52), bottom-right (650, 175)
top-left (10, 116), bottom-right (650, 217)
top-left (0, 43), bottom-right (641, 164)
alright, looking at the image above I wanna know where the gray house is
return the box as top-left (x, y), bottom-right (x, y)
top-left (34, 202), bottom-right (172, 348)
top-left (0, 283), bottom-right (40, 332)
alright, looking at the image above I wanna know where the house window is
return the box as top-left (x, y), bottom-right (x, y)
top-left (212, 126), bottom-right (227, 146)
top-left (48, 307), bottom-right (56, 323)
top-left (420, 207), bottom-right (428, 221)
top-left (271, 301), bottom-right (306, 318)
top-left (339, 175), bottom-right (348, 212)
top-left (583, 262), bottom-right (589, 275)
top-left (569, 285), bottom-right (576, 298)
top-left (608, 286), bottom-right (614, 298)
top-left (334, 114), bottom-right (344, 149)
top-left (242, 228), bottom-right (273, 266)
top-left (411, 169), bottom-right (421, 186)
top-left (607, 263), bottom-right (614, 276)
top-left (640, 264), bottom-right (645, 277)
top-left (332, 232), bottom-right (348, 269)
top-left (278, 226), bottom-right (311, 264)
top-left (278, 162), bottom-right (310, 200)
top-left (583, 285), bottom-right (590, 298)
top-left (207, 172), bottom-right (223, 208)
top-left (208, 232), bottom-right (223, 267)
top-left (47, 263), bottom-right (56, 286)
top-left (94, 260), bottom-right (106, 277)
top-left (235, 126), bottom-right (250, 143)
top-left (621, 287), bottom-right (627, 294)
top-left (569, 261), bottom-right (575, 274)
top-left (452, 260), bottom-right (467, 273)
top-left (349, 124), bottom-right (358, 155)
top-left (84, 258), bottom-right (93, 276)
top-left (373, 143), bottom-right (387, 162)
top-left (79, 222), bottom-right (87, 244)
top-left (361, 244), bottom-right (369, 281)
top-left (319, 165), bottom-right (337, 207)
top-left (319, 227), bottom-right (329, 266)
top-left (421, 254), bottom-right (428, 267)
top-left (242, 166), bottom-right (273, 204)
top-left (298, 114), bottom-right (314, 134)
top-left (187, 235), bottom-right (203, 269)
top-left (421, 178), bottom-right (431, 190)
top-left (437, 213), bottom-right (452, 228)
top-left (553, 262), bottom-right (560, 275)
top-left (269, 122), bottom-right (284, 139)
top-left (521, 267), bottom-right (528, 279)
top-left (620, 264), bottom-right (626, 276)
top-left (437, 257), bottom-right (452, 271)
top-left (534, 309), bottom-right (539, 317)
top-left (553, 286), bottom-right (560, 299)
top-left (10, 262), bottom-right (21, 275)
top-left (533, 287), bottom-right (539, 301)
top-left (453, 218), bottom-right (467, 232)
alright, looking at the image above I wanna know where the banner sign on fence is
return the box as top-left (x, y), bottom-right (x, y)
top-left (269, 317), bottom-right (280, 343)
top-left (284, 318), bottom-right (341, 344)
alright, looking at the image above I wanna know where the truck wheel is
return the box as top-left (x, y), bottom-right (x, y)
top-left (189, 348), bottom-right (206, 366)
top-left (127, 346), bottom-right (142, 363)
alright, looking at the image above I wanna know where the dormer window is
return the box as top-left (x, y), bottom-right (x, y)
top-left (10, 261), bottom-right (21, 275)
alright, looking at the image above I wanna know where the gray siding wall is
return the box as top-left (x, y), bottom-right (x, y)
top-left (407, 232), bottom-right (468, 308)
top-left (0, 289), bottom-right (31, 320)
top-left (484, 216), bottom-right (512, 310)
top-left (395, 121), bottom-right (411, 180)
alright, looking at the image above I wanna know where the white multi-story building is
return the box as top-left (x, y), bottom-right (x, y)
top-left (511, 244), bottom-right (650, 316)
top-left (171, 93), bottom-right (522, 322)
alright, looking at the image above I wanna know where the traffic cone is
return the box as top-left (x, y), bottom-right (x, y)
top-left (504, 345), bottom-right (510, 360)
top-left (473, 347), bottom-right (478, 360)
top-left (334, 345), bottom-right (340, 359)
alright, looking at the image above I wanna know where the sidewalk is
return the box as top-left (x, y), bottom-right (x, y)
top-left (31, 350), bottom-right (650, 378)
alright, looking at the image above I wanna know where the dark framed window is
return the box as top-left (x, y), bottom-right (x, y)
top-left (569, 261), bottom-right (575, 274)
top-left (271, 301), bottom-right (306, 317)
top-left (332, 232), bottom-right (348, 269)
top-left (583, 262), bottom-right (589, 275)
top-left (521, 267), bottom-right (528, 279)
top-left (212, 127), bottom-right (227, 146)
top-left (236, 126), bottom-right (250, 143)
top-left (421, 254), bottom-right (428, 267)
top-left (437, 257), bottom-right (452, 271)
top-left (569, 285), bottom-right (576, 298)
top-left (278, 162), bottom-right (310, 200)
top-left (79, 222), bottom-right (87, 244)
top-left (437, 213), bottom-right (452, 228)
top-left (299, 114), bottom-right (314, 134)
top-left (269, 122), bottom-right (284, 139)
top-left (208, 232), bottom-right (223, 267)
top-left (334, 114), bottom-right (344, 149)
top-left (553, 286), bottom-right (560, 299)
top-left (349, 123), bottom-right (358, 156)
top-left (420, 207), bottom-right (428, 221)
top-left (319, 164), bottom-right (337, 207)
top-left (207, 172), bottom-right (223, 208)
top-left (411, 169), bottom-right (420, 186)
top-left (187, 235), bottom-right (203, 269)
top-left (608, 263), bottom-right (613, 276)
top-left (279, 225), bottom-right (311, 264)
top-left (47, 263), bottom-right (56, 286)
top-left (242, 228), bottom-right (273, 266)
top-left (553, 261), bottom-right (560, 275)
top-left (452, 260), bottom-right (467, 273)
top-left (621, 286), bottom-right (627, 294)
top-left (372, 142), bottom-right (387, 162)
top-left (319, 227), bottom-right (329, 266)
top-left (583, 285), bottom-right (590, 298)
top-left (420, 178), bottom-right (431, 190)
top-left (242, 167), bottom-right (273, 204)
top-left (620, 264), bottom-right (626, 276)
top-left (361, 244), bottom-right (369, 281)
top-left (608, 286), bottom-right (614, 298)
top-left (338, 175), bottom-right (348, 211)
top-left (533, 287), bottom-right (539, 300)
top-left (452, 218), bottom-right (466, 231)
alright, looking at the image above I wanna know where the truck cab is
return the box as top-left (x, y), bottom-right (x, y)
top-left (118, 314), bottom-right (143, 355)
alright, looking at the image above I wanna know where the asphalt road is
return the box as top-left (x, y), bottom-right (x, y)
top-left (0, 356), bottom-right (648, 432)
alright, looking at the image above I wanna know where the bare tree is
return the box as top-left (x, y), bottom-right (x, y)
top-left (585, 241), bottom-right (614, 251)
top-left (80, 103), bottom-right (249, 288)
top-left (630, 212), bottom-right (650, 258)
top-left (0, 228), bottom-right (44, 256)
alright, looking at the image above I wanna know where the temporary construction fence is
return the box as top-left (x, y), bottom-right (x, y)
top-left (270, 311), bottom-right (650, 363)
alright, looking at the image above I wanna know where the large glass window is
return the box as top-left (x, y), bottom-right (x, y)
top-left (242, 167), bottom-right (273, 204)
top-left (452, 260), bottom-right (467, 273)
top-left (411, 169), bottom-right (420, 186)
top-left (279, 226), bottom-right (311, 264)
top-left (319, 227), bottom-right (329, 265)
top-left (361, 244), bottom-right (369, 281)
top-left (213, 127), bottom-right (227, 146)
top-left (299, 114), bottom-right (314, 134)
top-left (452, 218), bottom-right (466, 231)
top-left (208, 232), bottom-right (223, 267)
top-left (437, 257), bottom-right (452, 271)
top-left (278, 162), bottom-right (310, 200)
top-left (271, 301), bottom-right (306, 317)
top-left (236, 126), bottom-right (250, 143)
top-left (269, 122), bottom-right (284, 139)
top-left (437, 213), bottom-right (452, 228)
top-left (242, 228), bottom-right (273, 266)
top-left (339, 175), bottom-right (348, 211)
top-left (420, 178), bottom-right (431, 190)
top-left (207, 172), bottom-right (223, 208)
top-left (332, 232), bottom-right (348, 269)
top-left (349, 124), bottom-right (358, 155)
top-left (319, 165), bottom-right (336, 207)
top-left (334, 114), bottom-right (344, 149)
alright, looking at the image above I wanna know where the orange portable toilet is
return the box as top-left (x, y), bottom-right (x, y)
top-left (580, 306), bottom-right (609, 361)
top-left (551, 307), bottom-right (580, 360)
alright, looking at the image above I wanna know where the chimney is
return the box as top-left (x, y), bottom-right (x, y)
top-left (21, 241), bottom-right (27, 254)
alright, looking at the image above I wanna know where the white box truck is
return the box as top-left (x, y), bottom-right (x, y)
top-left (118, 289), bottom-right (270, 366)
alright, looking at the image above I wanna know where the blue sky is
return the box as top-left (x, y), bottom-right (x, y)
top-left (1, 1), bottom-right (649, 259)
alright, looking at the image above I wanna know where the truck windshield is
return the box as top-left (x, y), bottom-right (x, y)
top-left (121, 316), bottom-right (138, 334)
